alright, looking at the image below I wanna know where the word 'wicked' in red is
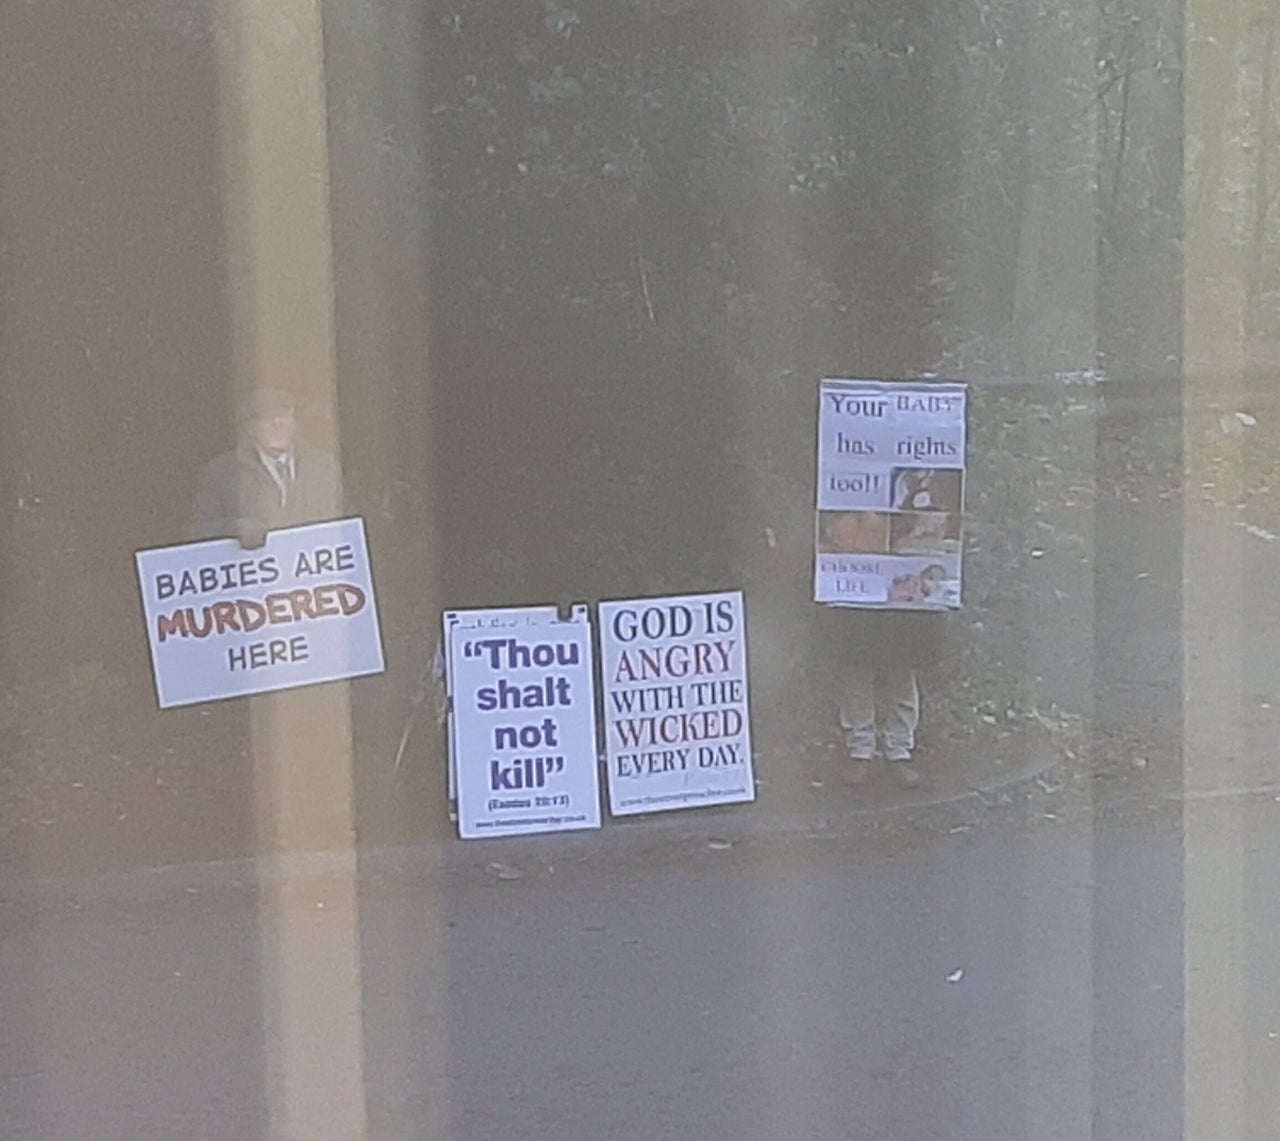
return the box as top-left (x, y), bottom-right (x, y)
top-left (613, 708), bottom-right (745, 748)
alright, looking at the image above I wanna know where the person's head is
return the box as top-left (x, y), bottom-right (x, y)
top-left (889, 573), bottom-right (921, 602)
top-left (899, 470), bottom-right (932, 509)
top-left (920, 564), bottom-right (947, 595)
top-left (238, 388), bottom-right (296, 456)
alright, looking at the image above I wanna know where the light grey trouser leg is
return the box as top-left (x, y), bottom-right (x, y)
top-left (837, 664), bottom-right (878, 758)
top-left (879, 667), bottom-right (920, 759)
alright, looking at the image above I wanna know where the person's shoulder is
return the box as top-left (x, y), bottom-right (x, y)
top-left (197, 448), bottom-right (244, 481)
top-left (297, 447), bottom-right (342, 479)
top-left (297, 445), bottom-right (338, 465)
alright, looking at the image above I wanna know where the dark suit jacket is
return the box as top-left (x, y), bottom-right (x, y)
top-left (187, 443), bottom-right (343, 542)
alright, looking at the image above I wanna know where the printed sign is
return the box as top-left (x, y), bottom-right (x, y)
top-left (598, 591), bottom-right (755, 816)
top-left (136, 517), bottom-right (385, 708)
top-left (441, 605), bottom-right (585, 812)
top-left (815, 379), bottom-right (967, 609)
top-left (449, 617), bottom-right (601, 839)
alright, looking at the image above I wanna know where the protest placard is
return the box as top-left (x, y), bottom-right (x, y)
top-left (598, 591), bottom-right (755, 816)
top-left (815, 379), bottom-right (967, 609)
top-left (441, 605), bottom-right (586, 813)
top-left (449, 616), bottom-right (601, 839)
top-left (135, 517), bottom-right (385, 708)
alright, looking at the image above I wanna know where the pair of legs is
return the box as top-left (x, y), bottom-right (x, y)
top-left (838, 665), bottom-right (919, 762)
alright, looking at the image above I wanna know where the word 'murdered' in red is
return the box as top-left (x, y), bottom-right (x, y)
top-left (157, 583), bottom-right (367, 643)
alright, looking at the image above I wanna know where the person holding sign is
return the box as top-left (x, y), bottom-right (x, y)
top-left (188, 388), bottom-right (342, 549)
top-left (815, 379), bottom-right (965, 789)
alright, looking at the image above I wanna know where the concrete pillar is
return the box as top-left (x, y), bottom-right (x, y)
top-left (213, 2), bottom-right (366, 1137)
top-left (1182, 0), bottom-right (1249, 1134)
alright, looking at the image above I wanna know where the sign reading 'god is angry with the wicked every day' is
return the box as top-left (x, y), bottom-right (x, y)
top-left (598, 591), bottom-right (755, 816)
top-left (449, 617), bottom-right (601, 839)
top-left (135, 517), bottom-right (385, 708)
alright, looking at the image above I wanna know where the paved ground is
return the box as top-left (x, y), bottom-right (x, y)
top-left (4, 788), bottom-right (1280, 1141)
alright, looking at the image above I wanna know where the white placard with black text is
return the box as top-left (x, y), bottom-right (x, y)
top-left (598, 590), bottom-right (755, 816)
top-left (815, 379), bottom-right (967, 609)
top-left (441, 605), bottom-right (587, 808)
top-left (449, 617), bottom-right (601, 839)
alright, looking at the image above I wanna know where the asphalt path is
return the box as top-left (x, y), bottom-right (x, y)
top-left (6, 793), bottom-right (1279, 1141)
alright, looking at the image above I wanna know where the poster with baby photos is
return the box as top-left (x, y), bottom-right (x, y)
top-left (814, 379), bottom-right (966, 610)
